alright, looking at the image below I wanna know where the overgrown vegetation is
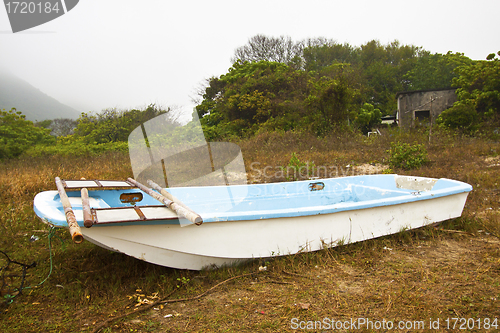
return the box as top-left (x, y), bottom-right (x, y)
top-left (195, 60), bottom-right (354, 138)
top-left (196, 36), bottom-right (498, 140)
top-left (0, 108), bottom-right (54, 158)
top-left (387, 141), bottom-right (429, 170)
top-left (0, 104), bottom-right (175, 158)
top-left (73, 104), bottom-right (173, 144)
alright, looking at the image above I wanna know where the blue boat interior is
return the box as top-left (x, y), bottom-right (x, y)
top-left (51, 174), bottom-right (471, 224)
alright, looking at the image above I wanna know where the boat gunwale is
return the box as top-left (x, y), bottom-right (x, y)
top-left (34, 175), bottom-right (472, 228)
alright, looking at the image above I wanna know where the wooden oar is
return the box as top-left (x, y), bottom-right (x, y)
top-left (147, 179), bottom-right (191, 211)
top-left (55, 177), bottom-right (84, 244)
top-left (127, 178), bottom-right (203, 225)
top-left (81, 188), bottom-right (93, 228)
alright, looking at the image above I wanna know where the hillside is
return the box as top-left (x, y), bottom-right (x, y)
top-left (0, 69), bottom-right (81, 121)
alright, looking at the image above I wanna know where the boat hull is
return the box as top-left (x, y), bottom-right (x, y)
top-left (79, 191), bottom-right (467, 270)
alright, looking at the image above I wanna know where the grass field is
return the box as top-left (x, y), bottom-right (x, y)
top-left (1, 128), bottom-right (499, 332)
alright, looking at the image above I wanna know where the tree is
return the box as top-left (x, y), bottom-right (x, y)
top-left (359, 40), bottom-right (421, 114)
top-left (197, 61), bottom-right (306, 137)
top-left (353, 103), bottom-right (382, 134)
top-left (231, 35), bottom-right (304, 67)
top-left (304, 71), bottom-right (353, 135)
top-left (303, 41), bottom-right (359, 71)
top-left (74, 104), bottom-right (176, 143)
top-left (35, 119), bottom-right (52, 129)
top-left (49, 118), bottom-right (77, 136)
top-left (0, 108), bottom-right (55, 158)
top-left (196, 60), bottom-right (355, 138)
top-left (404, 52), bottom-right (472, 90)
top-left (453, 52), bottom-right (500, 119)
top-left (302, 39), bottom-right (423, 114)
top-left (201, 36), bottom-right (494, 139)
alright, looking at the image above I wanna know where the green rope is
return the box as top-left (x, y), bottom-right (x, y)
top-left (2, 226), bottom-right (59, 305)
top-left (30, 226), bottom-right (58, 288)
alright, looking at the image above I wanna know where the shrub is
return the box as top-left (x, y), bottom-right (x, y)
top-left (0, 108), bottom-right (55, 159)
top-left (436, 103), bottom-right (479, 133)
top-left (354, 103), bottom-right (382, 134)
top-left (387, 141), bottom-right (428, 170)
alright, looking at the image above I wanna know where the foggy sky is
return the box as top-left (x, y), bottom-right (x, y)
top-left (1, 0), bottom-right (499, 120)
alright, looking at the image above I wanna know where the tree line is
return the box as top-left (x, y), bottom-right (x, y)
top-left (196, 35), bottom-right (499, 138)
top-left (0, 104), bottom-right (175, 158)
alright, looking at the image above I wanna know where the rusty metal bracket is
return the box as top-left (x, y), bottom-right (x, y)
top-left (309, 182), bottom-right (325, 191)
top-left (91, 209), bottom-right (97, 225)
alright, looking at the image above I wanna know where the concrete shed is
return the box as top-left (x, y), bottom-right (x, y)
top-left (396, 88), bottom-right (457, 128)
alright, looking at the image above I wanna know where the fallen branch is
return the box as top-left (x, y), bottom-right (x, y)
top-left (282, 269), bottom-right (308, 278)
top-left (436, 228), bottom-right (473, 235)
top-left (259, 279), bottom-right (294, 285)
top-left (159, 272), bottom-right (257, 305)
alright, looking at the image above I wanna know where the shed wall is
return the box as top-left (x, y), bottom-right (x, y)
top-left (397, 89), bottom-right (457, 128)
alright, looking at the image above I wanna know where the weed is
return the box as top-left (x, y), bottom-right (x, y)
top-left (387, 141), bottom-right (429, 170)
top-left (280, 152), bottom-right (315, 181)
top-left (176, 276), bottom-right (190, 288)
top-left (382, 168), bottom-right (393, 174)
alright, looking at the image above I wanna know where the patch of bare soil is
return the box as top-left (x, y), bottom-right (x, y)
top-left (484, 156), bottom-right (500, 167)
top-left (353, 163), bottom-right (389, 175)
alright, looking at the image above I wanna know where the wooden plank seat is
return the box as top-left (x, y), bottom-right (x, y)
top-left (91, 205), bottom-right (178, 225)
top-left (62, 180), bottom-right (134, 189)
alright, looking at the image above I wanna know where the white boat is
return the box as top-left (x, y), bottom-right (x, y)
top-left (33, 174), bottom-right (472, 270)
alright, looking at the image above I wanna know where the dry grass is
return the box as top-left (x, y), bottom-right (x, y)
top-left (0, 128), bottom-right (499, 332)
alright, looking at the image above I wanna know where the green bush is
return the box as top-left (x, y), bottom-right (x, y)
top-left (436, 103), bottom-right (479, 133)
top-left (353, 103), bottom-right (382, 134)
top-left (0, 108), bottom-right (55, 159)
top-left (387, 141), bottom-right (429, 170)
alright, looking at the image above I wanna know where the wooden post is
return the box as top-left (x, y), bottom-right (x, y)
top-left (127, 178), bottom-right (203, 225)
top-left (55, 177), bottom-right (84, 244)
top-left (81, 188), bottom-right (93, 228)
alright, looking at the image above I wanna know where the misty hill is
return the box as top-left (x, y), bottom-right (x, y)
top-left (0, 69), bottom-right (81, 121)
